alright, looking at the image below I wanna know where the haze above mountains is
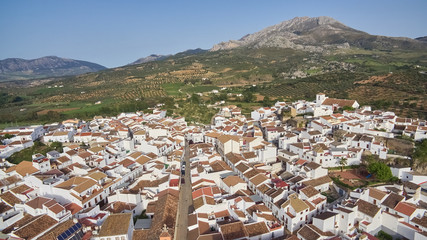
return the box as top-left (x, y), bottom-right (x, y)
top-left (1, 16), bottom-right (426, 82)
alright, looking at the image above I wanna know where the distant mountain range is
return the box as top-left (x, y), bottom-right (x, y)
top-left (129, 54), bottom-right (171, 65)
top-left (0, 56), bottom-right (106, 81)
top-left (416, 36), bottom-right (427, 42)
top-left (211, 16), bottom-right (427, 51)
top-left (129, 48), bottom-right (208, 65)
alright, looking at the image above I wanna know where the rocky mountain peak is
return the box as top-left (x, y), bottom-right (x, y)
top-left (211, 16), bottom-right (426, 52)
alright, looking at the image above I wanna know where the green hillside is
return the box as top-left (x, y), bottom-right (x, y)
top-left (0, 46), bottom-right (426, 127)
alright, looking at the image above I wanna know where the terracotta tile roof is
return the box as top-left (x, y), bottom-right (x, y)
top-left (136, 155), bottom-right (151, 165)
top-left (400, 221), bottom-right (421, 231)
top-left (234, 210), bottom-right (246, 218)
top-left (188, 213), bottom-right (198, 227)
top-left (193, 195), bottom-right (215, 210)
top-left (25, 196), bottom-right (55, 210)
top-left (56, 156), bottom-right (70, 163)
top-left (130, 175), bottom-right (169, 192)
top-left (394, 202), bottom-right (418, 216)
top-left (220, 221), bottom-right (248, 240)
top-left (0, 175), bottom-right (21, 187)
top-left (382, 193), bottom-right (404, 209)
top-left (222, 175), bottom-right (245, 187)
top-left (64, 202), bottom-right (83, 215)
top-left (55, 176), bottom-right (88, 190)
top-left (300, 185), bottom-right (320, 198)
top-left (2, 213), bottom-right (34, 234)
top-left (87, 171), bottom-right (107, 181)
top-left (282, 193), bottom-right (309, 213)
top-left (144, 202), bottom-right (156, 215)
top-left (411, 216), bottom-right (427, 229)
top-left (0, 191), bottom-right (21, 206)
top-left (244, 222), bottom-right (269, 237)
top-left (305, 161), bottom-right (321, 170)
top-left (215, 210), bottom-right (230, 218)
top-left (368, 187), bottom-right (387, 200)
top-left (0, 202), bottom-right (12, 214)
top-left (99, 213), bottom-right (132, 237)
top-left (217, 135), bottom-right (240, 144)
top-left (235, 162), bottom-right (250, 173)
top-left (13, 214), bottom-right (58, 240)
top-left (147, 189), bottom-right (178, 240)
top-left (65, 149), bottom-right (77, 156)
top-left (297, 225), bottom-right (320, 240)
top-left (225, 153), bottom-right (245, 165)
top-left (5, 161), bottom-right (38, 177)
top-left (198, 220), bottom-right (211, 235)
top-left (105, 201), bottom-right (137, 213)
top-left (209, 160), bottom-right (231, 172)
top-left (133, 229), bottom-right (148, 240)
top-left (250, 173), bottom-right (269, 186)
top-left (336, 207), bottom-right (353, 214)
top-left (205, 132), bottom-right (221, 138)
top-left (314, 211), bottom-right (338, 220)
top-left (307, 224), bottom-right (335, 237)
top-left (129, 151), bottom-right (143, 159)
top-left (356, 199), bottom-right (380, 218)
top-left (302, 176), bottom-right (332, 187)
top-left (38, 219), bottom-right (75, 240)
top-left (242, 152), bottom-right (257, 159)
top-left (256, 183), bottom-right (271, 194)
top-left (246, 204), bottom-right (272, 216)
top-left (243, 168), bottom-right (260, 180)
top-left (78, 151), bottom-right (92, 159)
top-left (72, 179), bottom-right (97, 194)
top-left (118, 158), bottom-right (136, 168)
top-left (286, 235), bottom-right (300, 240)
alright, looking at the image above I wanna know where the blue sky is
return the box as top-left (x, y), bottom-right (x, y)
top-left (0, 0), bottom-right (426, 67)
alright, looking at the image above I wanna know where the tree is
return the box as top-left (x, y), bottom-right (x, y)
top-left (262, 95), bottom-right (273, 107)
top-left (376, 230), bottom-right (392, 240)
top-left (4, 134), bottom-right (14, 139)
top-left (50, 142), bottom-right (63, 153)
top-left (218, 92), bottom-right (228, 101)
top-left (243, 91), bottom-right (255, 103)
top-left (190, 94), bottom-right (200, 104)
top-left (342, 106), bottom-right (355, 111)
top-left (413, 139), bottom-right (427, 163)
top-left (367, 162), bottom-right (393, 181)
top-left (339, 157), bottom-right (348, 172)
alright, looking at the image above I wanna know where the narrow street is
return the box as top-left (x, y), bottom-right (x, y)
top-left (174, 140), bottom-right (194, 240)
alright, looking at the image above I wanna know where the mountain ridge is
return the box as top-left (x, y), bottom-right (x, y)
top-left (129, 48), bottom-right (208, 66)
top-left (0, 56), bottom-right (107, 81)
top-left (129, 54), bottom-right (171, 65)
top-left (211, 16), bottom-right (427, 52)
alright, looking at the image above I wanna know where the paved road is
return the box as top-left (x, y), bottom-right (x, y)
top-left (174, 141), bottom-right (194, 240)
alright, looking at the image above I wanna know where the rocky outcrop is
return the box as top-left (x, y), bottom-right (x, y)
top-left (211, 16), bottom-right (427, 52)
